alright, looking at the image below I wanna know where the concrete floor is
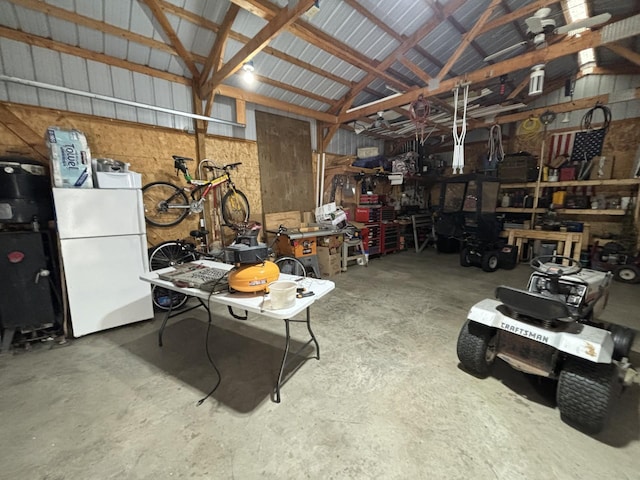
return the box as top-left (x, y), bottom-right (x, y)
top-left (1, 249), bottom-right (639, 479)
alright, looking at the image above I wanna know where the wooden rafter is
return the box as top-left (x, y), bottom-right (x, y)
top-left (17, 0), bottom-right (348, 103)
top-left (7, 0), bottom-right (177, 55)
top-left (435, 0), bottom-right (502, 81)
top-left (200, 3), bottom-right (240, 88)
top-left (343, 0), bottom-right (404, 43)
top-left (498, 0), bottom-right (530, 41)
top-left (479, 0), bottom-right (560, 37)
top-left (398, 56), bottom-right (432, 85)
top-left (231, 0), bottom-right (411, 92)
top-left (201, 0), bottom-right (316, 99)
top-left (0, 104), bottom-right (49, 163)
top-left (507, 75), bottom-right (531, 100)
top-left (158, 0), bottom-right (354, 88)
top-left (340, 15), bottom-right (640, 123)
top-left (141, 0), bottom-right (200, 81)
top-left (602, 42), bottom-right (640, 66)
top-left (0, 26), bottom-right (336, 124)
top-left (495, 88), bottom-right (640, 125)
top-left (211, 84), bottom-right (336, 124)
top-left (330, 0), bottom-right (466, 119)
top-left (0, 26), bottom-right (188, 85)
top-left (255, 74), bottom-right (336, 107)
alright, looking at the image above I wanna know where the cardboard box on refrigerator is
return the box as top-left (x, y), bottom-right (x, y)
top-left (316, 246), bottom-right (341, 277)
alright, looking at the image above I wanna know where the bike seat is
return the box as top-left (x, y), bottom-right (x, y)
top-left (172, 155), bottom-right (193, 162)
top-left (190, 229), bottom-right (209, 238)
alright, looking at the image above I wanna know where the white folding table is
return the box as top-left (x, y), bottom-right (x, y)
top-left (140, 260), bottom-right (335, 402)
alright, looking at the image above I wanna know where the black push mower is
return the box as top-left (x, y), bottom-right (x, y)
top-left (434, 174), bottom-right (517, 272)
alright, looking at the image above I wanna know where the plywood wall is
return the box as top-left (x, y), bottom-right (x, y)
top-left (513, 117), bottom-right (640, 179)
top-left (0, 102), bottom-right (260, 248)
top-left (255, 111), bottom-right (314, 215)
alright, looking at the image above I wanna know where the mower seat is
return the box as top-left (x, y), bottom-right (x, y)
top-left (495, 286), bottom-right (572, 322)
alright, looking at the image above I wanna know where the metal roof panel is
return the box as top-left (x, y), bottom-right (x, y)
top-left (0, 2), bottom-right (19, 29)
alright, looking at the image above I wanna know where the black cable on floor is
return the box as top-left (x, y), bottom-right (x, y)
top-left (196, 271), bottom-right (229, 406)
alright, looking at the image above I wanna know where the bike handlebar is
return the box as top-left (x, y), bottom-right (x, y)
top-left (203, 162), bottom-right (242, 172)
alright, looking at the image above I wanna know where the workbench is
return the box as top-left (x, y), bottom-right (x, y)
top-left (502, 228), bottom-right (584, 263)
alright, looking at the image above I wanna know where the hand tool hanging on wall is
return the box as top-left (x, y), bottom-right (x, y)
top-left (452, 83), bottom-right (469, 174)
top-left (409, 94), bottom-right (435, 145)
top-left (487, 124), bottom-right (505, 167)
top-left (530, 110), bottom-right (556, 227)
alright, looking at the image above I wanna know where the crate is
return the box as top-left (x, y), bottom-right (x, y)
top-left (364, 222), bottom-right (381, 255)
top-left (380, 206), bottom-right (396, 222)
top-left (381, 222), bottom-right (399, 253)
top-left (498, 155), bottom-right (538, 182)
top-left (356, 206), bottom-right (381, 222)
top-left (276, 236), bottom-right (316, 257)
top-left (357, 147), bottom-right (379, 158)
top-left (359, 194), bottom-right (379, 205)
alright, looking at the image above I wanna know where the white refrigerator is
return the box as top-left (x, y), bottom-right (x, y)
top-left (53, 188), bottom-right (154, 337)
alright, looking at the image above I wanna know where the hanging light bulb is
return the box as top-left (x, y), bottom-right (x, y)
top-left (528, 64), bottom-right (545, 96)
top-left (241, 61), bottom-right (255, 83)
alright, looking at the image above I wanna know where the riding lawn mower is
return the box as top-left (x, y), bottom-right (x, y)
top-left (457, 255), bottom-right (639, 434)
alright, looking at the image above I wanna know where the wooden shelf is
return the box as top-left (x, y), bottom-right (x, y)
top-left (500, 178), bottom-right (640, 189)
top-left (496, 207), bottom-right (626, 215)
top-left (496, 207), bottom-right (545, 213)
top-left (557, 208), bottom-right (626, 215)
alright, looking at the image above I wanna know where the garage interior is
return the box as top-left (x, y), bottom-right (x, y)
top-left (1, 0), bottom-right (640, 477)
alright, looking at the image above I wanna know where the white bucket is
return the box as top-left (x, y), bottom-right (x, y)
top-left (269, 280), bottom-right (297, 309)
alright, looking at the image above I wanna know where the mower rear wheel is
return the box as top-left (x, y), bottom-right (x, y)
top-left (460, 247), bottom-right (472, 267)
top-left (613, 264), bottom-right (640, 284)
top-left (481, 251), bottom-right (499, 272)
top-left (457, 320), bottom-right (497, 377)
top-left (557, 359), bottom-right (620, 434)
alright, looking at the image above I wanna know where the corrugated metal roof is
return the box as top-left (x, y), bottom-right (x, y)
top-left (0, 0), bottom-right (637, 145)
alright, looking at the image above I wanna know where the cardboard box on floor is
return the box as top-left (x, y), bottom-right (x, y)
top-left (316, 246), bottom-right (341, 278)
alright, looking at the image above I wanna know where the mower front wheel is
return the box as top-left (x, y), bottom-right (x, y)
top-left (557, 359), bottom-right (620, 434)
top-left (613, 264), bottom-right (640, 284)
top-left (457, 320), bottom-right (497, 378)
top-left (460, 247), bottom-right (473, 267)
top-left (481, 251), bottom-right (499, 272)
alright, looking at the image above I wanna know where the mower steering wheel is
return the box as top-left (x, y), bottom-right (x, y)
top-left (530, 255), bottom-right (582, 277)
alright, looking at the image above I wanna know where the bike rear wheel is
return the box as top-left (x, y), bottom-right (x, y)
top-left (148, 241), bottom-right (198, 311)
top-left (221, 189), bottom-right (250, 225)
top-left (275, 256), bottom-right (307, 277)
top-left (142, 182), bottom-right (190, 227)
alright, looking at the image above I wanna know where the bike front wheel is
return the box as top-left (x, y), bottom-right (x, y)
top-left (275, 256), bottom-right (307, 277)
top-left (142, 181), bottom-right (190, 227)
top-left (221, 189), bottom-right (250, 225)
top-left (148, 241), bottom-right (198, 311)
top-left (148, 240), bottom-right (198, 270)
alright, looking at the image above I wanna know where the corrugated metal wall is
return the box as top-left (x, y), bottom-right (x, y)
top-left (528, 74), bottom-right (640, 131)
top-left (0, 40), bottom-right (637, 158)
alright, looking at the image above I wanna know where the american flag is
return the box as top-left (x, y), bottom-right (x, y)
top-left (570, 128), bottom-right (606, 163)
top-left (548, 131), bottom-right (577, 164)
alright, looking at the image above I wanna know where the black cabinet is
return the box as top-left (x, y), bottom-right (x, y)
top-left (0, 231), bottom-right (57, 351)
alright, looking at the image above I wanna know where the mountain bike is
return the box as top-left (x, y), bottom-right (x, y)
top-left (142, 155), bottom-right (250, 228)
top-left (148, 225), bottom-right (306, 311)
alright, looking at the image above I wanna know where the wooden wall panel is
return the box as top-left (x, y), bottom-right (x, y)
top-left (255, 111), bottom-right (314, 216)
top-left (0, 102), bottom-right (260, 248)
top-left (513, 118), bottom-right (640, 178)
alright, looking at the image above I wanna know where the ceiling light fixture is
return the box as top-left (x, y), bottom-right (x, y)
top-left (241, 61), bottom-right (255, 83)
top-left (564, 0), bottom-right (598, 72)
top-left (529, 64), bottom-right (545, 96)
